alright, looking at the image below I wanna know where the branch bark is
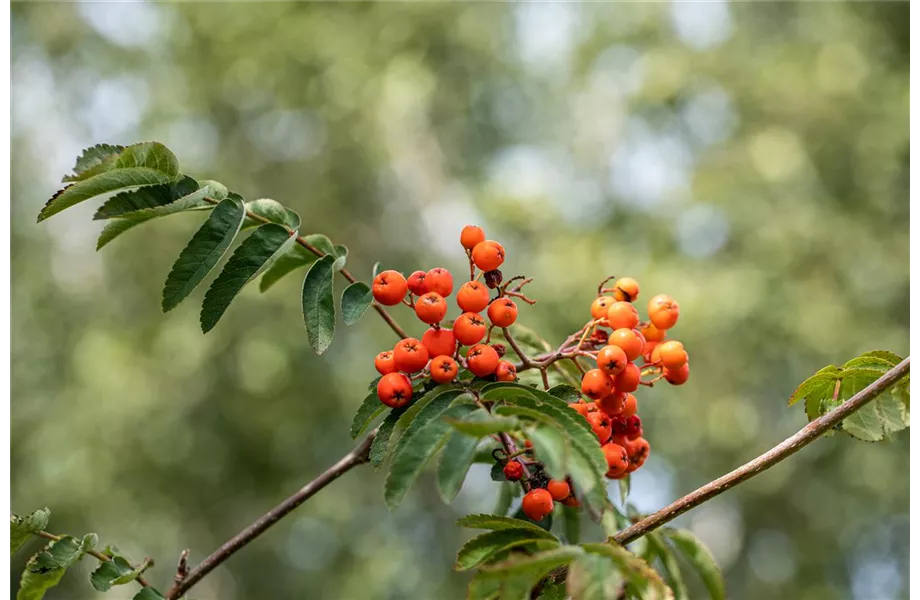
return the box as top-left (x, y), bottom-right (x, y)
top-left (165, 430), bottom-right (377, 599)
top-left (613, 356), bottom-right (910, 544)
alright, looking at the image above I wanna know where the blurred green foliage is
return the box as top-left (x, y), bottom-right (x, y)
top-left (12, 2), bottom-right (907, 599)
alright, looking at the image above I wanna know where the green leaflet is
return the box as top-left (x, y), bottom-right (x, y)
top-left (436, 429), bottom-right (482, 503)
top-left (369, 407), bottom-right (407, 469)
top-left (259, 244), bottom-right (318, 292)
top-left (341, 282), bottom-right (373, 326)
top-left (647, 533), bottom-right (689, 600)
top-left (201, 223), bottom-right (298, 332)
top-left (63, 143), bottom-right (125, 182)
top-left (17, 535), bottom-right (89, 600)
top-left (243, 198), bottom-right (301, 230)
top-left (455, 528), bottom-right (559, 571)
top-left (301, 255), bottom-right (337, 354)
top-left (93, 176), bottom-right (204, 219)
top-left (351, 392), bottom-right (387, 439)
top-left (90, 555), bottom-right (149, 591)
top-left (566, 552), bottom-right (624, 600)
top-left (444, 408), bottom-right (520, 437)
top-left (661, 528), bottom-right (724, 600)
top-left (581, 542), bottom-right (673, 600)
top-left (457, 514), bottom-right (553, 535)
top-left (562, 504), bottom-right (581, 545)
top-left (11, 508), bottom-right (51, 555)
top-left (161, 195), bottom-right (246, 312)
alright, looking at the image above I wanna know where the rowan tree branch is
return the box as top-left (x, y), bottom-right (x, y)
top-left (165, 430), bottom-right (377, 600)
top-left (613, 356), bottom-right (910, 545)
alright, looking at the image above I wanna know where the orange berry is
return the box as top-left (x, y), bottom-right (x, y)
top-left (372, 270), bottom-right (408, 306)
top-left (643, 341), bottom-right (660, 364)
top-left (407, 270), bottom-right (428, 296)
top-left (415, 292), bottom-right (448, 324)
top-left (460, 225), bottom-right (486, 250)
top-left (650, 343), bottom-right (663, 364)
top-left (547, 479), bottom-right (571, 501)
top-left (374, 351), bottom-right (397, 375)
top-left (639, 323), bottom-right (665, 343)
top-left (581, 368), bottom-right (614, 400)
top-left (590, 296), bottom-right (615, 320)
top-left (377, 372), bottom-right (413, 408)
top-left (467, 344), bottom-right (500, 377)
top-left (454, 312), bottom-right (487, 346)
top-left (471, 240), bottom-right (505, 272)
top-left (613, 362), bottom-right (641, 393)
top-left (626, 437), bottom-right (650, 473)
top-left (422, 327), bottom-right (456, 358)
top-left (425, 268), bottom-right (453, 297)
top-left (586, 411), bottom-right (612, 444)
top-left (658, 340), bottom-right (688, 370)
top-left (393, 338), bottom-right (429, 373)
top-left (430, 355), bottom-right (459, 384)
top-left (606, 301), bottom-right (639, 330)
top-left (521, 488), bottom-right (554, 521)
top-left (596, 344), bottom-right (628, 376)
top-left (664, 363), bottom-right (690, 385)
top-left (597, 391), bottom-right (627, 417)
top-left (487, 298), bottom-right (518, 327)
top-left (495, 360), bottom-right (517, 382)
top-left (620, 394), bottom-right (638, 418)
top-left (503, 460), bottom-right (524, 481)
top-left (562, 495), bottom-right (581, 507)
top-left (609, 328), bottom-right (644, 362)
top-left (570, 401), bottom-right (589, 418)
top-left (613, 277), bottom-right (640, 302)
top-left (602, 442), bottom-right (629, 478)
top-left (584, 401), bottom-right (598, 413)
top-left (648, 294), bottom-right (680, 330)
top-left (456, 281), bottom-right (490, 313)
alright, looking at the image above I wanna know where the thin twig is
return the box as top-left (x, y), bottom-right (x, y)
top-left (165, 430), bottom-right (378, 600)
top-left (613, 357), bottom-right (910, 545)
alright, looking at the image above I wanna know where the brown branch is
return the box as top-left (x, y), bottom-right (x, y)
top-left (613, 357), bottom-right (910, 545)
top-left (31, 529), bottom-right (152, 588)
top-left (165, 430), bottom-right (377, 600)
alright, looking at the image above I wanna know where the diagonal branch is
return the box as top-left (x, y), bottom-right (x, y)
top-left (165, 430), bottom-right (377, 600)
top-left (613, 356), bottom-right (910, 544)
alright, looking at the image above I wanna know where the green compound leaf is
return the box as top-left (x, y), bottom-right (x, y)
top-left (201, 223), bottom-right (297, 332)
top-left (17, 535), bottom-right (88, 600)
top-left (661, 528), bottom-right (724, 600)
top-left (302, 233), bottom-right (336, 257)
top-left (161, 195), bottom-right (245, 312)
top-left (351, 392), bottom-right (387, 439)
top-left (301, 255), bottom-right (337, 354)
top-left (341, 282), bottom-right (373, 326)
top-left (11, 508), bottom-right (51, 555)
top-left (369, 406), bottom-right (408, 469)
top-left (581, 542), bottom-right (673, 600)
top-left (40, 142), bottom-right (180, 221)
top-left (437, 429), bottom-right (482, 503)
top-left (455, 528), bottom-right (559, 571)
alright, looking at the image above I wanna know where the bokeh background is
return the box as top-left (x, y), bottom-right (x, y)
top-left (11, 2), bottom-right (909, 599)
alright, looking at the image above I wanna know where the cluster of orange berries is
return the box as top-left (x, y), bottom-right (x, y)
top-left (372, 226), bottom-right (523, 407)
top-left (501, 454), bottom-right (577, 521)
top-left (572, 278), bottom-right (688, 481)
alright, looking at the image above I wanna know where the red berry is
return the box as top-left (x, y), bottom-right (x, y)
top-left (467, 344), bottom-right (500, 377)
top-left (456, 281), bottom-right (490, 313)
top-left (430, 355), bottom-right (459, 384)
top-left (582, 368), bottom-right (614, 400)
top-left (606, 301), bottom-right (639, 330)
top-left (407, 270), bottom-right (429, 296)
top-left (425, 268), bottom-right (453, 297)
top-left (421, 327), bottom-right (456, 358)
top-left (393, 338), bottom-right (429, 373)
top-left (377, 372), bottom-right (413, 408)
top-left (372, 270), bottom-right (408, 306)
top-left (546, 479), bottom-right (571, 501)
top-left (503, 460), bottom-right (524, 481)
top-left (664, 363), bottom-right (690, 385)
top-left (521, 488), bottom-right (554, 521)
top-left (460, 225), bottom-right (486, 250)
top-left (648, 294), bottom-right (679, 330)
top-left (471, 240), bottom-right (505, 272)
top-left (586, 412), bottom-right (612, 444)
top-left (609, 328), bottom-right (644, 362)
top-left (602, 442), bottom-right (629, 478)
top-left (487, 298), bottom-right (518, 328)
top-left (454, 312), bottom-right (487, 346)
top-left (613, 363), bottom-right (641, 393)
top-left (415, 292), bottom-right (448, 324)
top-left (374, 351), bottom-right (396, 375)
top-left (596, 345), bottom-right (628, 376)
top-left (495, 360), bottom-right (517, 382)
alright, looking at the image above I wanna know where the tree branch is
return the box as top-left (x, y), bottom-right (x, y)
top-left (613, 356), bottom-right (910, 545)
top-left (166, 430), bottom-right (377, 600)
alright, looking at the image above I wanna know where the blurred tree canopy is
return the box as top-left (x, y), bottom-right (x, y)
top-left (11, 2), bottom-right (907, 599)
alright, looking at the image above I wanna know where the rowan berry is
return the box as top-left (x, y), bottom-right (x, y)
top-left (584, 401), bottom-right (598, 413)
top-left (522, 488), bottom-right (554, 521)
top-left (491, 343), bottom-right (506, 357)
top-left (658, 340), bottom-right (688, 370)
top-left (415, 292), bottom-right (448, 324)
top-left (624, 415), bottom-right (642, 440)
top-left (471, 240), bottom-right (505, 272)
top-left (586, 411), bottom-right (612, 444)
top-left (422, 327), bottom-right (456, 358)
top-left (467, 344), bottom-right (500, 377)
top-left (643, 341), bottom-right (660, 364)
top-left (487, 298), bottom-right (518, 327)
top-left (562, 495), bottom-right (581, 507)
top-left (612, 277), bottom-right (640, 303)
top-left (649, 343), bottom-right (663, 364)
top-left (597, 391), bottom-right (627, 417)
top-left (547, 479), bottom-right (571, 501)
top-left (495, 360), bottom-right (517, 382)
top-left (430, 355), bottom-right (459, 383)
top-left (425, 268), bottom-right (453, 297)
top-left (454, 312), bottom-right (487, 346)
top-left (639, 323), bottom-right (666, 343)
top-left (503, 460), bottom-right (524, 481)
top-left (648, 294), bottom-right (680, 330)
top-left (613, 362), bottom-right (641, 393)
top-left (407, 270), bottom-right (428, 296)
top-left (596, 344), bottom-right (628, 376)
top-left (626, 437), bottom-right (650, 472)
top-left (590, 296), bottom-right (615, 320)
top-left (591, 328), bottom-right (609, 344)
top-left (456, 281), bottom-right (490, 313)
top-left (621, 394), bottom-right (637, 418)
top-left (609, 328), bottom-right (644, 362)
top-left (581, 368), bottom-right (614, 400)
top-left (570, 401), bottom-right (590, 417)
top-left (664, 363), bottom-right (690, 385)
top-left (610, 416), bottom-right (629, 437)
top-left (460, 225), bottom-right (486, 250)
top-left (372, 270), bottom-right (408, 306)
top-left (602, 442), bottom-right (629, 478)
top-left (374, 351), bottom-right (396, 375)
top-left (606, 301), bottom-right (639, 330)
top-left (393, 337), bottom-right (430, 373)
top-left (377, 372), bottom-right (413, 408)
